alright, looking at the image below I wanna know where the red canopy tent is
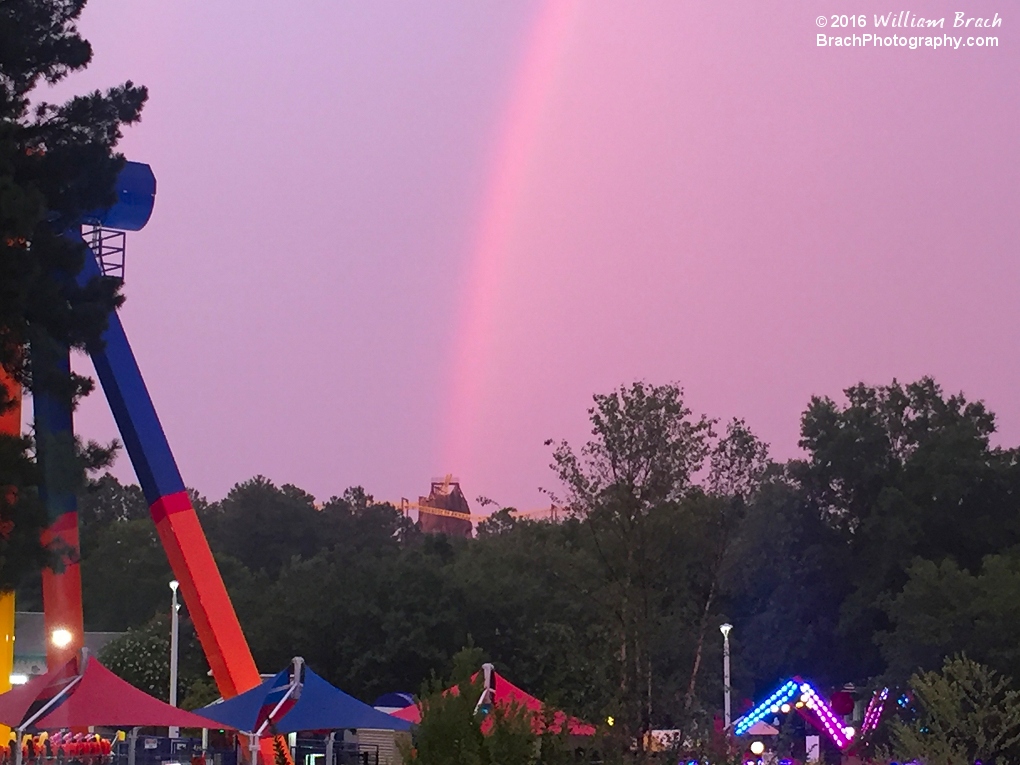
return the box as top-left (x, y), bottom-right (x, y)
top-left (391, 667), bottom-right (595, 736)
top-left (0, 652), bottom-right (231, 741)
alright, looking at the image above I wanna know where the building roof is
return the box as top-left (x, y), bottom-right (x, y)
top-left (418, 479), bottom-right (472, 538)
top-left (13, 612), bottom-right (123, 678)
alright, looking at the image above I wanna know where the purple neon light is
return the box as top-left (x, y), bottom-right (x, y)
top-left (798, 682), bottom-right (853, 749)
top-left (859, 687), bottom-right (889, 738)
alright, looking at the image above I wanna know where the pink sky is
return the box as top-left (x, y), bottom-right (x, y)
top-left (37, 1), bottom-right (1020, 510)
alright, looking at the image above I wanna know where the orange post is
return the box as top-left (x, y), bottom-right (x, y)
top-left (150, 492), bottom-right (261, 698)
top-left (41, 513), bottom-right (85, 667)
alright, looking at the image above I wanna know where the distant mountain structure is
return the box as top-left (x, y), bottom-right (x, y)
top-left (418, 477), bottom-right (472, 538)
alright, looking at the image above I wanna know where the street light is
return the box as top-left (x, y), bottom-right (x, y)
top-left (169, 580), bottom-right (180, 739)
top-left (720, 623), bottom-right (733, 729)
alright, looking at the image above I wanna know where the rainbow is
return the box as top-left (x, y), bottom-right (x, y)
top-left (441, 0), bottom-right (580, 473)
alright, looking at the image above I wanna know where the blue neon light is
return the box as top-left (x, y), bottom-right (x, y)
top-left (733, 680), bottom-right (799, 735)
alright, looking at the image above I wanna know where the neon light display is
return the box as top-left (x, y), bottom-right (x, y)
top-left (859, 687), bottom-right (889, 739)
top-left (734, 677), bottom-right (872, 750)
top-left (733, 680), bottom-right (799, 735)
top-left (798, 682), bottom-right (853, 749)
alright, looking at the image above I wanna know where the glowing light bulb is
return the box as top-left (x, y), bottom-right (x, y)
top-left (51, 629), bottom-right (72, 648)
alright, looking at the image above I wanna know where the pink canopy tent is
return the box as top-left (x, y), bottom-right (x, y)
top-left (0, 652), bottom-right (231, 738)
top-left (392, 667), bottom-right (595, 736)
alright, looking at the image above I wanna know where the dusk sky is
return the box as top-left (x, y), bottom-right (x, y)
top-left (35, 1), bottom-right (1019, 511)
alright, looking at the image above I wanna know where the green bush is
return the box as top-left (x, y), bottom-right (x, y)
top-left (891, 655), bottom-right (1020, 765)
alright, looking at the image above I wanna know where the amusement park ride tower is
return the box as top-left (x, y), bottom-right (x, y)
top-left (26, 162), bottom-right (261, 699)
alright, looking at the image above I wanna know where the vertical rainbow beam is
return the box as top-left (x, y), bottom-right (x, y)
top-left (31, 335), bottom-right (85, 668)
top-left (73, 164), bottom-right (260, 700)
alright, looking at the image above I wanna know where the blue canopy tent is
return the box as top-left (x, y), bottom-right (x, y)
top-left (198, 658), bottom-right (411, 735)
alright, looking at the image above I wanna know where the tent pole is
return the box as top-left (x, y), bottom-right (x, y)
top-left (128, 727), bottom-right (139, 765)
top-left (290, 657), bottom-right (304, 699)
top-left (18, 664), bottom-right (87, 731)
top-left (254, 660), bottom-right (305, 739)
top-left (325, 732), bottom-right (334, 765)
top-left (255, 683), bottom-right (298, 738)
top-left (473, 663), bottom-right (495, 715)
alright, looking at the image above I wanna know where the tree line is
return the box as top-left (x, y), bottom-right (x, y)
top-left (13, 378), bottom-right (1020, 756)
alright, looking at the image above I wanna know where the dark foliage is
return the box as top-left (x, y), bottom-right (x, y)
top-left (74, 377), bottom-right (1020, 764)
top-left (0, 0), bottom-right (147, 589)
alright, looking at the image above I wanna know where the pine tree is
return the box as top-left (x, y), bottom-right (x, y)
top-left (0, 0), bottom-right (147, 588)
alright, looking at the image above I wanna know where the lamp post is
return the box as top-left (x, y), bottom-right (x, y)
top-left (720, 623), bottom-right (733, 729)
top-left (169, 580), bottom-right (180, 739)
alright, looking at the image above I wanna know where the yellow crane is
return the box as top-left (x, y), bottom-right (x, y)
top-left (392, 499), bottom-right (566, 523)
